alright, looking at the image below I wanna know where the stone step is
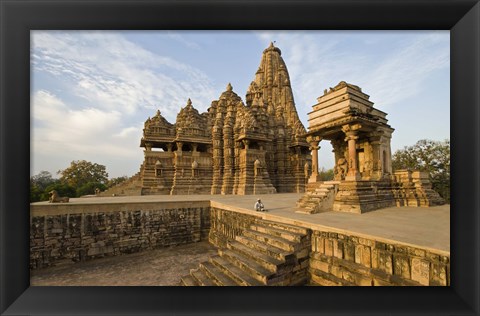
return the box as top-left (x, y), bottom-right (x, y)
top-left (324, 181), bottom-right (341, 185)
top-left (200, 261), bottom-right (238, 286)
top-left (210, 255), bottom-right (264, 286)
top-left (257, 219), bottom-right (309, 235)
top-left (180, 274), bottom-right (198, 286)
top-left (235, 235), bottom-right (293, 262)
top-left (227, 241), bottom-right (283, 272)
top-left (305, 196), bottom-right (323, 201)
top-left (243, 230), bottom-right (298, 252)
top-left (250, 224), bottom-right (305, 243)
top-left (218, 249), bottom-right (273, 283)
top-left (191, 268), bottom-right (216, 286)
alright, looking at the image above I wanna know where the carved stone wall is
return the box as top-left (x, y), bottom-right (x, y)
top-left (30, 202), bottom-right (210, 269)
top-left (309, 230), bottom-right (450, 286)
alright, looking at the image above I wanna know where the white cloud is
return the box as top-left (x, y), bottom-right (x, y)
top-left (255, 31), bottom-right (449, 111)
top-left (31, 90), bottom-right (143, 177)
top-left (167, 32), bottom-right (202, 50)
top-left (32, 31), bottom-right (216, 121)
top-left (31, 31), bottom-right (220, 177)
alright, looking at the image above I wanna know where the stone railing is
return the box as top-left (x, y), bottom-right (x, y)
top-left (309, 230), bottom-right (450, 286)
top-left (30, 201), bottom-right (210, 269)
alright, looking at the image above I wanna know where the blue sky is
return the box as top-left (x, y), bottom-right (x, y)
top-left (31, 30), bottom-right (450, 178)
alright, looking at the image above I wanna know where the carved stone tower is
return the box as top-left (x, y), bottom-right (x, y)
top-left (245, 42), bottom-right (310, 193)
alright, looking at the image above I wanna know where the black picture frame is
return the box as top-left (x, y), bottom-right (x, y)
top-left (1, 0), bottom-right (479, 315)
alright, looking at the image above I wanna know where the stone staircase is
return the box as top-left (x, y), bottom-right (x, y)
top-left (180, 219), bottom-right (311, 286)
top-left (296, 181), bottom-right (340, 214)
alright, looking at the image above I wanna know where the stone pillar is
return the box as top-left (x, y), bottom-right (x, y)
top-left (342, 124), bottom-right (361, 181)
top-left (145, 142), bottom-right (152, 151)
top-left (307, 135), bottom-right (322, 183)
top-left (221, 124), bottom-right (234, 195)
top-left (176, 142), bottom-right (183, 152)
top-left (370, 139), bottom-right (382, 180)
top-left (166, 143), bottom-right (173, 152)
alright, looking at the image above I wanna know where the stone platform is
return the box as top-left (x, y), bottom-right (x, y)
top-left (34, 193), bottom-right (450, 254)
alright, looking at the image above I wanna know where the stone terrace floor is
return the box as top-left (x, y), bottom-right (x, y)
top-left (30, 241), bottom-right (218, 286)
top-left (31, 193), bottom-right (450, 286)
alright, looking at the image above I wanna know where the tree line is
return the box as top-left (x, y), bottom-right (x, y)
top-left (30, 160), bottom-right (128, 202)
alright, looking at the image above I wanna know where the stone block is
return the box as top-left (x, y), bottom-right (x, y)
top-left (355, 245), bottom-right (362, 264)
top-left (297, 248), bottom-right (309, 259)
top-left (378, 251), bottom-right (393, 275)
top-left (361, 246), bottom-right (371, 268)
top-left (354, 273), bottom-right (373, 286)
top-left (330, 265), bottom-right (343, 278)
top-left (310, 274), bottom-right (341, 286)
top-left (342, 270), bottom-right (355, 283)
top-left (375, 241), bottom-right (386, 250)
top-left (310, 259), bottom-right (330, 273)
top-left (358, 237), bottom-right (374, 247)
top-left (333, 240), bottom-right (343, 259)
top-left (342, 242), bottom-right (354, 262)
top-left (324, 239), bottom-right (334, 257)
top-left (430, 263), bottom-right (448, 286)
top-left (355, 244), bottom-right (372, 267)
top-left (393, 255), bottom-right (410, 279)
top-left (316, 237), bottom-right (325, 254)
top-left (408, 247), bottom-right (426, 258)
top-left (411, 258), bottom-right (430, 285)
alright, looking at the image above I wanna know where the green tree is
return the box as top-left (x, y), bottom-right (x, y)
top-left (58, 160), bottom-right (109, 189)
top-left (76, 182), bottom-right (107, 197)
top-left (319, 167), bottom-right (334, 181)
top-left (30, 171), bottom-right (58, 202)
top-left (392, 139), bottom-right (450, 202)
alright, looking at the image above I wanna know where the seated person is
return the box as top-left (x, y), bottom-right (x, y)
top-left (254, 199), bottom-right (265, 212)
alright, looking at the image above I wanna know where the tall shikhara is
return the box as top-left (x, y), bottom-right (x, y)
top-left (138, 43), bottom-right (311, 195)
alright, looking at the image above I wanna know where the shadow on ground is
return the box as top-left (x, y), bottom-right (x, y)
top-left (30, 241), bottom-right (218, 286)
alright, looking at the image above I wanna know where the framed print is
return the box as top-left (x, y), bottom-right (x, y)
top-left (1, 0), bottom-right (479, 315)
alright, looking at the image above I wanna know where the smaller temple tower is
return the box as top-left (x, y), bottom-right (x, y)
top-left (298, 81), bottom-right (444, 214)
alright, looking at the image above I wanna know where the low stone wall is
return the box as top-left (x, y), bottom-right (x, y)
top-left (309, 230), bottom-right (450, 286)
top-left (30, 201), bottom-right (210, 269)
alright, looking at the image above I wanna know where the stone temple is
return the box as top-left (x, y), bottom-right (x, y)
top-left (296, 82), bottom-right (444, 214)
top-left (104, 42), bottom-right (444, 214)
top-left (139, 42), bottom-right (310, 196)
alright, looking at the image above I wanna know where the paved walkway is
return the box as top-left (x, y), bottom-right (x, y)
top-left (30, 241), bottom-right (218, 286)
